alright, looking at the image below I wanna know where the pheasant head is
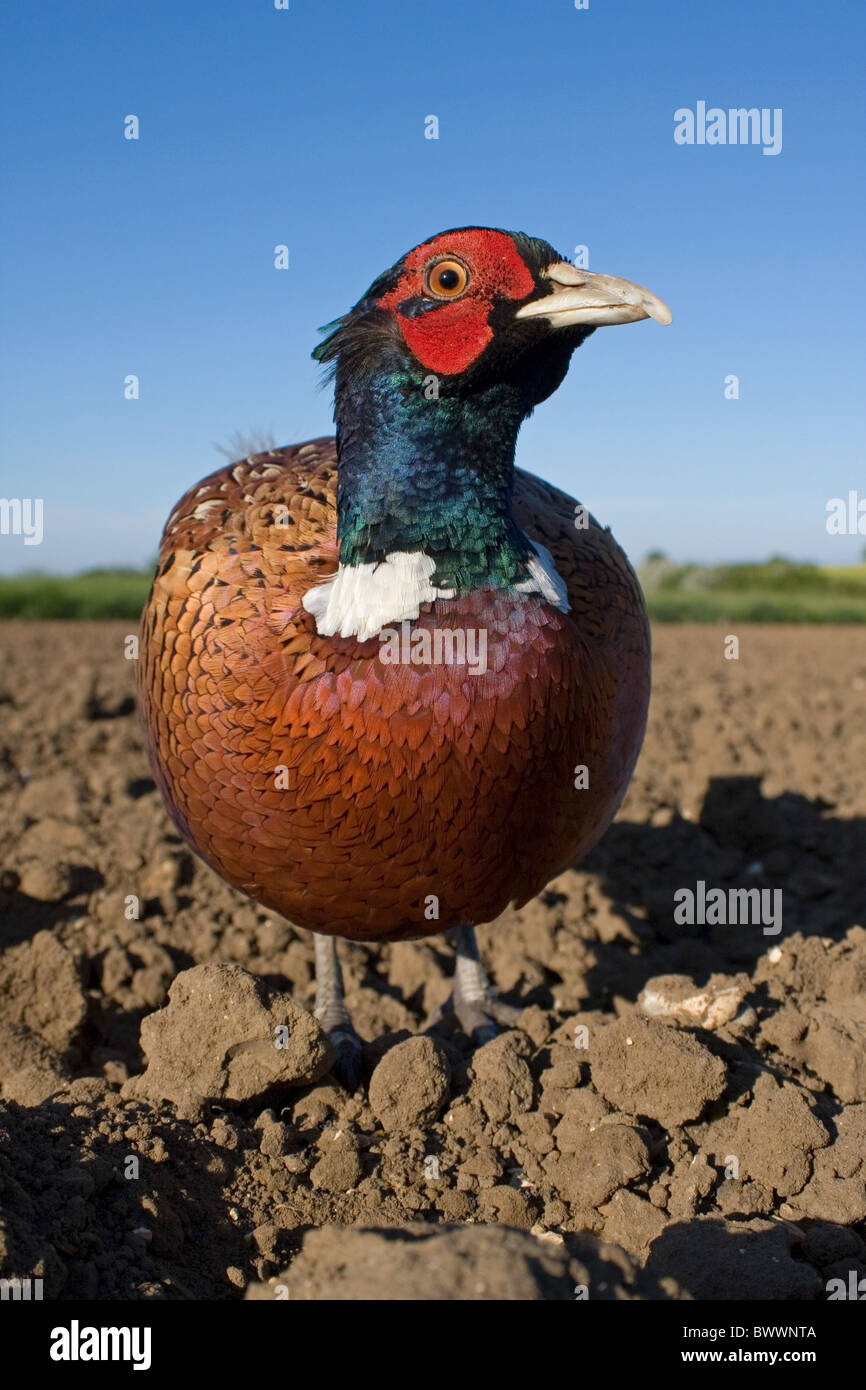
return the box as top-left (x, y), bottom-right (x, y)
top-left (306, 227), bottom-right (671, 640)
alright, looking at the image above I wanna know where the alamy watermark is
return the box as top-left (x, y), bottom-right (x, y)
top-left (1, 1276), bottom-right (43, 1300)
top-left (378, 620), bottom-right (488, 675)
top-left (0, 497), bottom-right (43, 545)
top-left (674, 880), bottom-right (782, 936)
top-left (826, 491), bottom-right (865, 535)
top-left (674, 102), bottom-right (782, 156)
top-left (50, 1322), bottom-right (151, 1370)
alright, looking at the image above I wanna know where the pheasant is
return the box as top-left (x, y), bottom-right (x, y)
top-left (139, 226), bottom-right (671, 1084)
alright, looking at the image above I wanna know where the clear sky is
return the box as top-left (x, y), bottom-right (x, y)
top-left (1, 0), bottom-right (864, 574)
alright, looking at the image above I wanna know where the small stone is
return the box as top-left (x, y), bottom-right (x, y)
top-left (530, 1225), bottom-right (565, 1246)
top-left (639, 973), bottom-right (747, 1030)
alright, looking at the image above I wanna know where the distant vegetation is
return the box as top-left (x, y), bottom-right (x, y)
top-left (0, 556), bottom-right (864, 621)
top-left (0, 568), bottom-right (152, 620)
top-left (638, 554), bottom-right (866, 622)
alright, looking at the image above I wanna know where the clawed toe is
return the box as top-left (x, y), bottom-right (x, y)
top-left (326, 1024), bottom-right (364, 1092)
top-left (432, 924), bottom-right (524, 1045)
top-left (432, 988), bottom-right (523, 1045)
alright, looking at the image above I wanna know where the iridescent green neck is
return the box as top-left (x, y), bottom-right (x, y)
top-left (334, 365), bottom-right (535, 593)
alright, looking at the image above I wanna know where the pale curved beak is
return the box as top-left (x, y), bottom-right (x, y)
top-left (515, 261), bottom-right (673, 328)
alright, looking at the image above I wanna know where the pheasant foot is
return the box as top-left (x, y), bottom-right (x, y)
top-left (434, 924), bottom-right (523, 1044)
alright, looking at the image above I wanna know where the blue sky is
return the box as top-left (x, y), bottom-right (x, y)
top-left (1, 0), bottom-right (864, 574)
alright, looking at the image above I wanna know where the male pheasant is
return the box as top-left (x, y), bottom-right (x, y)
top-left (139, 226), bottom-right (671, 1083)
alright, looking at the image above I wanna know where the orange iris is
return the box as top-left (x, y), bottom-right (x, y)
top-left (424, 258), bottom-right (471, 299)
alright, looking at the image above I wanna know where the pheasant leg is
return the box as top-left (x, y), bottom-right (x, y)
top-left (437, 924), bottom-right (523, 1043)
top-left (313, 933), bottom-right (363, 1091)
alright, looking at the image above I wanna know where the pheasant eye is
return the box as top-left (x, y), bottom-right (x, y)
top-left (425, 258), bottom-right (470, 299)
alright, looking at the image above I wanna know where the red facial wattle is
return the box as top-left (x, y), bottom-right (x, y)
top-left (377, 228), bottom-right (536, 375)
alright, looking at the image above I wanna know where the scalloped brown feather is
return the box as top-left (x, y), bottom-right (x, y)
top-left (139, 437), bottom-right (649, 941)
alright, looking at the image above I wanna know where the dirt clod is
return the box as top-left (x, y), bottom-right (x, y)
top-left (121, 963), bottom-right (334, 1113)
top-left (368, 1035), bottom-right (451, 1129)
top-left (0, 931), bottom-right (87, 1056)
top-left (590, 1015), bottom-right (727, 1128)
top-left (470, 1030), bottom-right (534, 1122)
top-left (246, 1222), bottom-right (645, 1301)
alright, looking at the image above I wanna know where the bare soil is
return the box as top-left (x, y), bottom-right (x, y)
top-left (0, 622), bottom-right (864, 1301)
